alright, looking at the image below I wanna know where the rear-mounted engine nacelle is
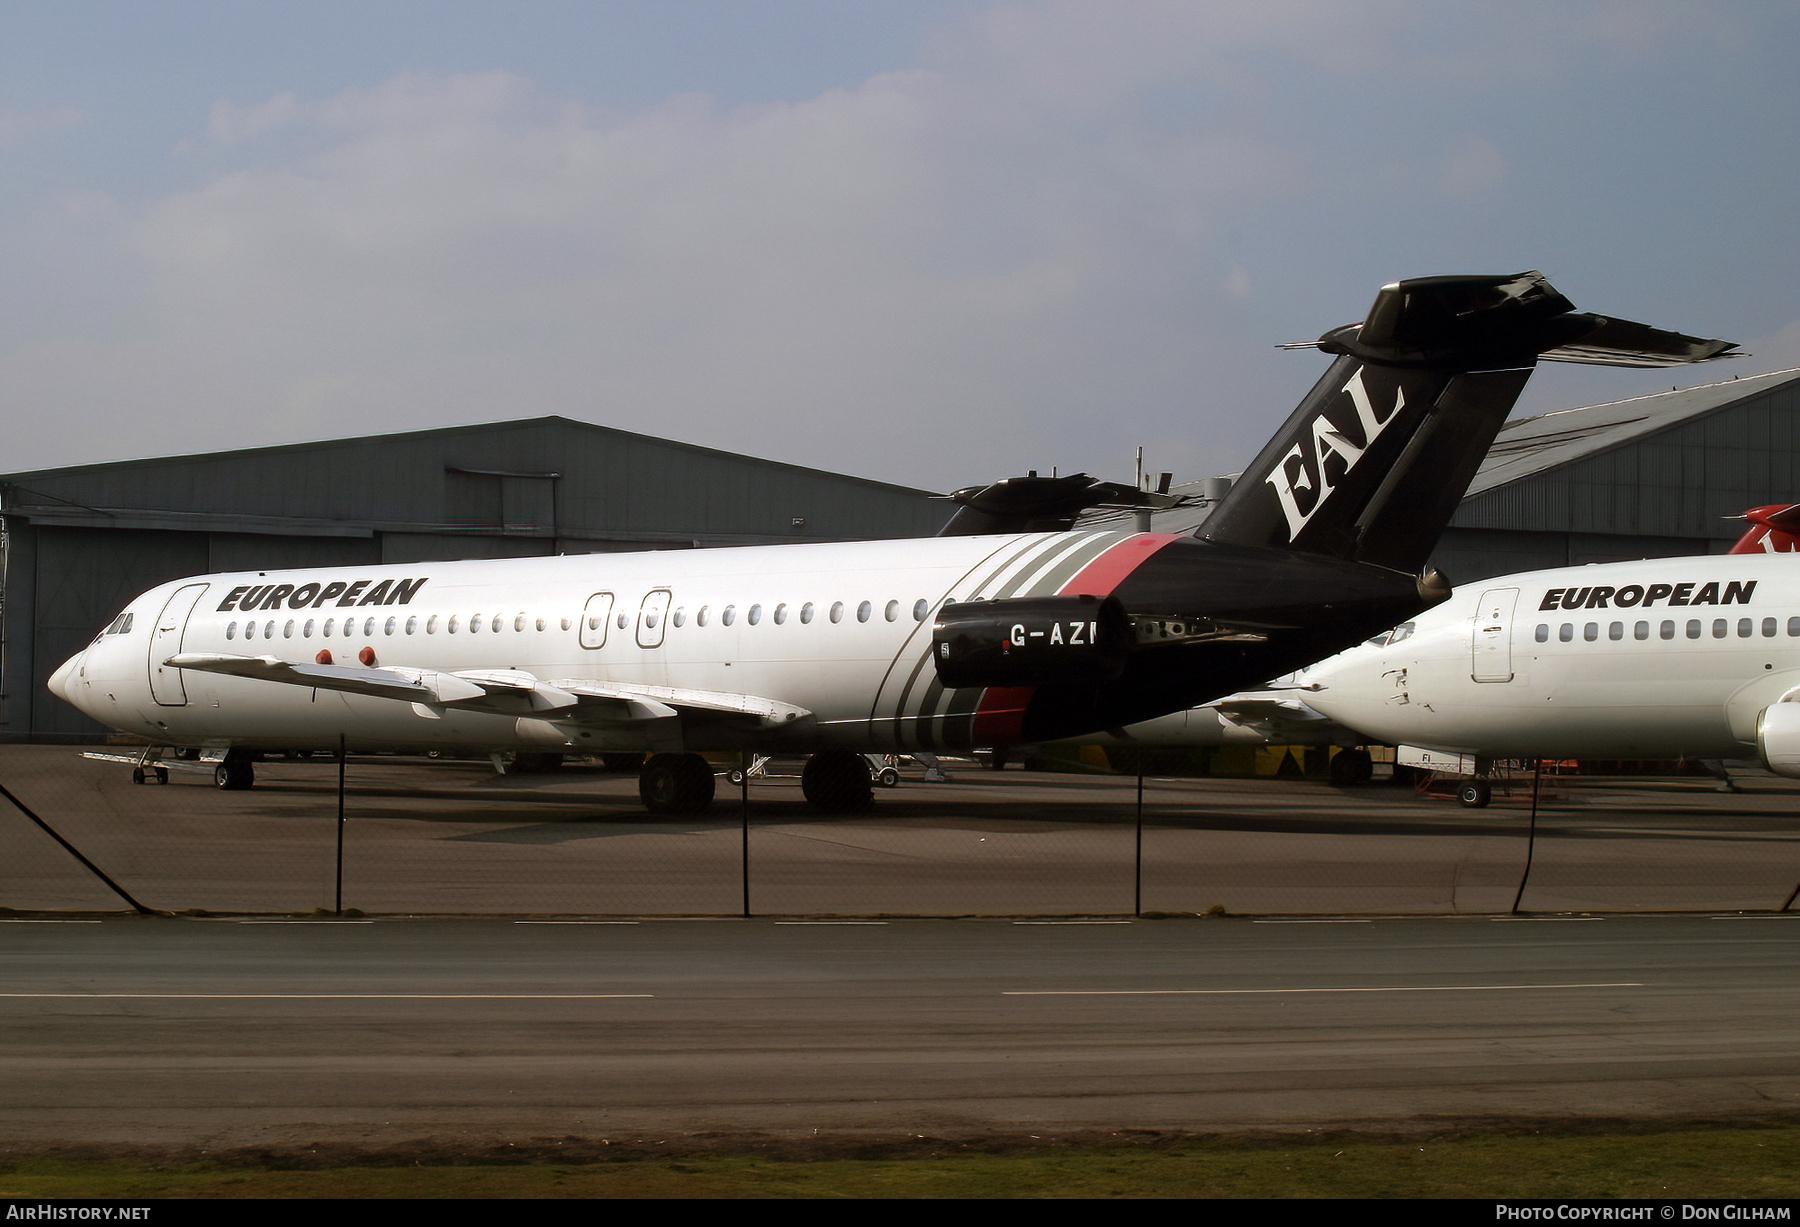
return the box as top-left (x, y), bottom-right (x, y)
top-left (1756, 700), bottom-right (1800, 778)
top-left (932, 595), bottom-right (1132, 689)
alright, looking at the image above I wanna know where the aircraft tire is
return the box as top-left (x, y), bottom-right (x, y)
top-left (802, 751), bottom-right (874, 812)
top-left (639, 753), bottom-right (715, 814)
top-left (877, 766), bottom-right (900, 788)
top-left (1458, 780), bottom-right (1492, 808)
top-left (214, 754), bottom-right (255, 791)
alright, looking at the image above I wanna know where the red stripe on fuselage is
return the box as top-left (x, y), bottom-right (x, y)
top-left (971, 686), bottom-right (1032, 745)
top-left (1057, 532), bottom-right (1182, 596)
top-left (971, 533), bottom-right (1182, 743)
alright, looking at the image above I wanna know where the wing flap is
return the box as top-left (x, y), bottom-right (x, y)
top-left (164, 654), bottom-right (812, 732)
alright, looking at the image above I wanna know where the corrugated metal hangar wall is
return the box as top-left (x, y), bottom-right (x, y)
top-left (1, 417), bottom-right (945, 740)
top-left (1429, 369), bottom-right (1800, 583)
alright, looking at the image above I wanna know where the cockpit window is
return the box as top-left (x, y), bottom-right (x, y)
top-left (104, 611), bottom-right (134, 635)
top-left (1383, 621), bottom-right (1415, 646)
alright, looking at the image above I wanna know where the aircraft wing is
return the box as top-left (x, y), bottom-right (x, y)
top-left (164, 654), bottom-right (813, 733)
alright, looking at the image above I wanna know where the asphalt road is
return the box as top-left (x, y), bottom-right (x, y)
top-left (3, 913), bottom-right (1797, 1149)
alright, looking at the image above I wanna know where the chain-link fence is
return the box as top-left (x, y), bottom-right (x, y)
top-left (4, 745), bottom-right (1798, 915)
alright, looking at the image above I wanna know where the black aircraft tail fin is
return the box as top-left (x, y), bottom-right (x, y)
top-left (1198, 271), bottom-right (1735, 573)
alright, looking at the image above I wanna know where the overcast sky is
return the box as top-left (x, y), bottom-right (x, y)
top-left (4, 1), bottom-right (1797, 493)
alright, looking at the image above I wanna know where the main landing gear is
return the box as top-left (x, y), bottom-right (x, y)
top-left (638, 753), bottom-right (716, 815)
top-left (801, 750), bottom-right (874, 813)
top-left (214, 749), bottom-right (255, 791)
top-left (635, 750), bottom-right (881, 815)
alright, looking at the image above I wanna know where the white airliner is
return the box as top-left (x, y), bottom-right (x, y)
top-left (1274, 553), bottom-right (1800, 804)
top-left (47, 272), bottom-right (1733, 812)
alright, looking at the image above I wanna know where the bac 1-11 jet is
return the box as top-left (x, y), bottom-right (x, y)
top-left (49, 272), bottom-right (1734, 813)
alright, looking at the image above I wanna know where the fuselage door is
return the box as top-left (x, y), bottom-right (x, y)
top-left (579, 592), bottom-right (615, 650)
top-left (1470, 586), bottom-right (1519, 683)
top-left (148, 583), bottom-right (210, 706)
top-left (636, 589), bottom-right (671, 649)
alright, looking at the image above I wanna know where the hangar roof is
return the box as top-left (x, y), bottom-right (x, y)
top-left (1466, 367), bottom-right (1800, 497)
top-left (0, 415), bottom-right (943, 547)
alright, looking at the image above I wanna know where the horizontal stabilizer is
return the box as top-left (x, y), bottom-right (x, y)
top-left (1540, 316), bottom-right (1738, 368)
top-left (937, 473), bottom-right (1197, 536)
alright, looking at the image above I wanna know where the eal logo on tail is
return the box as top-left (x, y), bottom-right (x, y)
top-left (1265, 369), bottom-right (1406, 540)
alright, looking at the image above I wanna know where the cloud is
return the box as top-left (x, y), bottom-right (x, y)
top-left (0, 106), bottom-right (82, 148)
top-left (1, 1), bottom-right (1782, 492)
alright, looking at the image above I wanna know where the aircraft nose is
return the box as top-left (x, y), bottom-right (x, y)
top-left (47, 651), bottom-right (83, 704)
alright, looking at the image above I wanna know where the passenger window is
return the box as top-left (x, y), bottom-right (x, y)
top-left (773, 604), bottom-right (788, 625)
top-left (723, 606), bottom-right (737, 626)
top-left (406, 617), bottom-right (418, 635)
top-left (1558, 623), bottom-right (1573, 642)
top-left (449, 616), bottom-right (460, 633)
top-left (830, 602), bottom-right (844, 624)
top-left (514, 614), bottom-right (525, 632)
top-left (1712, 619), bottom-right (1727, 639)
top-left (226, 622), bottom-right (238, 640)
top-left (324, 618), bottom-right (336, 636)
top-left (885, 600), bottom-right (900, 622)
top-left (1789, 617), bottom-right (1800, 636)
top-left (1661, 621), bottom-right (1675, 640)
top-left (363, 617), bottom-right (376, 636)
top-left (1608, 622), bottom-right (1622, 641)
top-left (426, 616), bottom-right (438, 634)
top-left (1535, 624), bottom-right (1548, 643)
top-left (748, 605), bottom-right (762, 625)
top-left (1686, 620), bottom-right (1702, 639)
top-left (265, 620), bottom-right (277, 639)
top-left (913, 599), bottom-right (928, 622)
top-left (672, 609), bottom-right (685, 628)
top-left (471, 613), bottom-right (483, 633)
top-left (697, 607), bottom-right (709, 627)
top-left (1738, 618), bottom-right (1753, 638)
top-left (1634, 621), bottom-right (1648, 640)
top-left (303, 620), bottom-right (315, 637)
top-left (1764, 618), bottom-right (1777, 637)
top-left (492, 615), bottom-right (504, 633)
top-left (385, 617), bottom-right (397, 636)
top-left (616, 612), bottom-right (628, 630)
top-left (1583, 623), bottom-right (1598, 642)
top-left (284, 620), bottom-right (295, 638)
top-left (857, 601), bottom-right (872, 623)
top-left (800, 603), bottom-right (815, 624)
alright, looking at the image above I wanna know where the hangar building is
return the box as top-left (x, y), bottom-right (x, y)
top-left (1, 417), bottom-right (945, 740)
top-left (1430, 367), bottom-right (1800, 582)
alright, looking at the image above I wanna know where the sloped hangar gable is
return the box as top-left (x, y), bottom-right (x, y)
top-left (0, 416), bottom-right (943, 548)
top-left (1450, 369), bottom-right (1800, 544)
